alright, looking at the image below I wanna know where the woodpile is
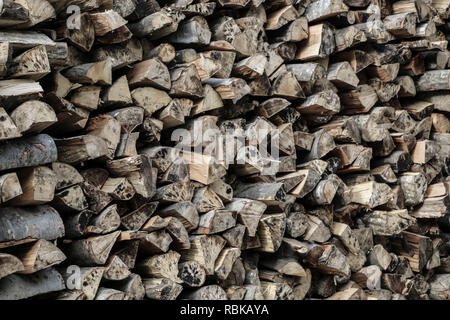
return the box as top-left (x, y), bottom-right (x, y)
top-left (0, 0), bottom-right (449, 301)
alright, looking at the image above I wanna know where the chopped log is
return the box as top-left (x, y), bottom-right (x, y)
top-left (303, 214), bottom-right (331, 243)
top-left (297, 90), bottom-right (341, 116)
top-left (296, 23), bottom-right (336, 61)
top-left (398, 172), bottom-right (427, 206)
top-left (416, 70), bottom-right (450, 91)
top-left (214, 247), bottom-right (241, 280)
top-left (164, 216), bottom-right (190, 250)
top-left (257, 213), bottom-right (286, 253)
top-left (167, 16), bottom-right (211, 46)
top-left (57, 13), bottom-right (94, 52)
top-left (0, 134), bottom-right (57, 171)
top-left (368, 244), bottom-right (392, 271)
top-left (63, 60), bottom-right (112, 86)
top-left (60, 266), bottom-right (104, 300)
top-left (340, 85), bottom-right (378, 114)
top-left (383, 13), bottom-right (418, 37)
top-left (55, 135), bottom-right (108, 164)
top-left (349, 181), bottom-right (393, 208)
top-left (334, 50), bottom-right (374, 73)
top-left (143, 277), bottom-right (183, 300)
top-left (87, 204), bottom-right (121, 234)
top-left (64, 231), bottom-right (120, 266)
top-left (178, 261), bottom-right (206, 287)
top-left (0, 172), bottom-right (22, 204)
top-left (180, 235), bottom-right (226, 275)
top-left (0, 107), bottom-right (21, 141)
top-left (334, 26), bottom-right (367, 52)
top-left (7, 166), bottom-right (56, 206)
top-left (301, 129), bottom-right (336, 162)
top-left (305, 0), bottom-right (348, 23)
top-left (306, 244), bottom-right (351, 277)
top-left (138, 230), bottom-right (173, 255)
top-left (127, 58), bottom-right (171, 90)
top-left (63, 210), bottom-right (92, 239)
top-left (0, 253), bottom-right (24, 280)
top-left (182, 285), bottom-right (227, 300)
top-left (0, 205), bottom-right (64, 242)
top-left (6, 239), bottom-right (66, 274)
top-left (136, 251), bottom-right (182, 283)
top-left (225, 198), bottom-right (267, 237)
top-left (51, 184), bottom-right (88, 213)
top-left (8, 45), bottom-right (50, 80)
top-left (195, 210), bottom-right (237, 235)
top-left (392, 231), bottom-right (433, 272)
top-left (0, 268), bottom-right (65, 300)
top-left (107, 273), bottom-right (145, 300)
top-left (331, 222), bottom-right (360, 254)
top-left (222, 224), bottom-right (246, 248)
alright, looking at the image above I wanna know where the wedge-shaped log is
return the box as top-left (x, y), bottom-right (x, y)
top-left (265, 5), bottom-right (299, 30)
top-left (361, 209), bottom-right (416, 236)
top-left (416, 70), bottom-right (450, 91)
top-left (170, 65), bottom-right (204, 99)
top-left (257, 213), bottom-right (286, 253)
top-left (0, 254), bottom-right (24, 280)
top-left (306, 244), bottom-right (351, 277)
top-left (55, 135), bottom-right (109, 164)
top-left (167, 16), bottom-right (211, 46)
top-left (297, 90), bottom-right (341, 116)
top-left (0, 268), bottom-right (65, 300)
top-left (0, 107), bottom-right (21, 141)
top-left (60, 266), bottom-right (104, 300)
top-left (127, 58), bottom-right (171, 90)
top-left (350, 181), bottom-right (393, 208)
top-left (7, 166), bottom-right (57, 206)
top-left (181, 235), bottom-right (226, 275)
top-left (296, 23), bottom-right (335, 61)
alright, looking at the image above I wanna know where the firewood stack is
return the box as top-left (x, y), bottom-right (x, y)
top-left (0, 0), bottom-right (449, 301)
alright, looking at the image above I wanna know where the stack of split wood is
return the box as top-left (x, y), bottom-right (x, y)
top-left (0, 0), bottom-right (449, 301)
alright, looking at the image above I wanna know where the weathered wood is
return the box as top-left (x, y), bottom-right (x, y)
top-left (0, 253), bottom-right (24, 280)
top-left (0, 205), bottom-right (64, 242)
top-left (180, 235), bottom-right (226, 275)
top-left (296, 23), bottom-right (335, 61)
top-left (64, 231), bottom-right (120, 266)
top-left (7, 166), bottom-right (57, 206)
top-left (0, 268), bottom-right (65, 300)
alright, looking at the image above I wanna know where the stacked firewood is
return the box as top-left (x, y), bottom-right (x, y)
top-left (0, 0), bottom-right (449, 301)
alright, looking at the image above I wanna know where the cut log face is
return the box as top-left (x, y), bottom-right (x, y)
top-left (296, 23), bottom-right (336, 61)
top-left (0, 268), bottom-right (65, 300)
top-left (7, 166), bottom-right (57, 206)
top-left (0, 253), bottom-right (24, 280)
top-left (65, 231), bottom-right (121, 266)
top-left (127, 58), bottom-right (171, 90)
top-left (6, 239), bottom-right (66, 274)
